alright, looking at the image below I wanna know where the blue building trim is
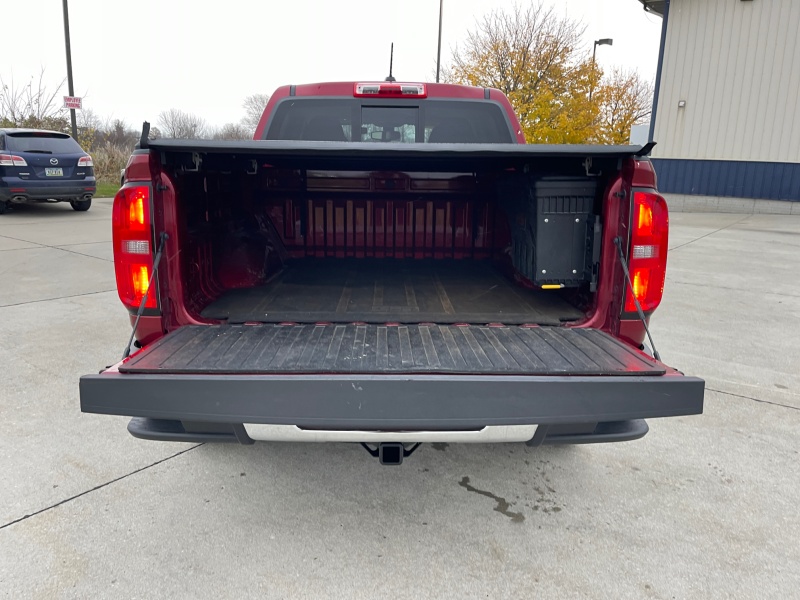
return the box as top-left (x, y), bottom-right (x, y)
top-left (652, 159), bottom-right (800, 201)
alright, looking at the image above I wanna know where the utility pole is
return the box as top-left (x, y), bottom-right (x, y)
top-left (435, 0), bottom-right (443, 83)
top-left (62, 0), bottom-right (78, 139)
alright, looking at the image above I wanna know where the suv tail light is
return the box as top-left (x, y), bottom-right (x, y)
top-left (112, 185), bottom-right (157, 310)
top-left (354, 82), bottom-right (427, 98)
top-left (0, 154), bottom-right (28, 167)
top-left (78, 155), bottom-right (93, 167)
top-left (625, 191), bottom-right (669, 313)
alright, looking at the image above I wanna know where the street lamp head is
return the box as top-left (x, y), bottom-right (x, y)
top-left (596, 38), bottom-right (614, 46)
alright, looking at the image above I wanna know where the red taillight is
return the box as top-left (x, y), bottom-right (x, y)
top-left (112, 186), bottom-right (157, 309)
top-left (625, 191), bottom-right (668, 313)
top-left (636, 203), bottom-right (653, 236)
top-left (78, 155), bottom-right (93, 167)
top-left (0, 154), bottom-right (28, 167)
top-left (131, 264), bottom-right (151, 299)
top-left (354, 82), bottom-right (427, 98)
top-left (127, 188), bottom-right (147, 231)
top-left (631, 267), bottom-right (649, 301)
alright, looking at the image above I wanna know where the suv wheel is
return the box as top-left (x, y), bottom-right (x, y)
top-left (70, 198), bottom-right (92, 212)
top-left (0, 201), bottom-right (8, 215)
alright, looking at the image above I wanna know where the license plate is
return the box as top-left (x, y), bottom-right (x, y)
top-left (45, 168), bottom-right (63, 176)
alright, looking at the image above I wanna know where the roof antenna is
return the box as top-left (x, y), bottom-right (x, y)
top-left (385, 43), bottom-right (396, 82)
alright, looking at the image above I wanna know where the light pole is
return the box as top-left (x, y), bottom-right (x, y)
top-left (435, 0), bottom-right (443, 83)
top-left (592, 38), bottom-right (613, 63)
top-left (589, 38), bottom-right (613, 102)
top-left (62, 0), bottom-right (77, 139)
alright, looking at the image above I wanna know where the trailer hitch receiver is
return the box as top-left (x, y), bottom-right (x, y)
top-left (360, 442), bottom-right (421, 465)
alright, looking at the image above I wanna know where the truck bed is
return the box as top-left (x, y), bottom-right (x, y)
top-left (201, 259), bottom-right (584, 325)
top-left (119, 323), bottom-right (664, 376)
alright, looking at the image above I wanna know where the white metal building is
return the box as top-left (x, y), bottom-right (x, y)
top-left (640, 0), bottom-right (800, 206)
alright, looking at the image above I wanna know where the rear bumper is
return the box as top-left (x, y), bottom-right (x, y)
top-left (80, 371), bottom-right (705, 432)
top-left (0, 178), bottom-right (96, 201)
top-left (126, 416), bottom-right (650, 445)
top-left (539, 419), bottom-right (649, 445)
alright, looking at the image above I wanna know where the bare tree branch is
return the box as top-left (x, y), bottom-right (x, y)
top-left (157, 108), bottom-right (208, 138)
top-left (209, 122), bottom-right (251, 140)
top-left (241, 93), bottom-right (270, 134)
top-left (0, 68), bottom-right (69, 131)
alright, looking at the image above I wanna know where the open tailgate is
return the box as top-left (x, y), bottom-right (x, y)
top-left (80, 324), bottom-right (704, 429)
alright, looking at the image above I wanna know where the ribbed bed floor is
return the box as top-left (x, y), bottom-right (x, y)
top-left (120, 324), bottom-right (664, 376)
top-left (201, 259), bottom-right (584, 325)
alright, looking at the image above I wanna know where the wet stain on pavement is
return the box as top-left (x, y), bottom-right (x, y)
top-left (458, 476), bottom-right (524, 523)
top-left (431, 442), bottom-right (449, 452)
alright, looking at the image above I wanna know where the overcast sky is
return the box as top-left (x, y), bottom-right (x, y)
top-left (2, 0), bottom-right (663, 130)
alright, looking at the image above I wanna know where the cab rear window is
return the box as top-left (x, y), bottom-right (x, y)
top-left (265, 99), bottom-right (514, 144)
top-left (6, 132), bottom-right (83, 153)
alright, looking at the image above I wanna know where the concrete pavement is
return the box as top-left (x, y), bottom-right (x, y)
top-left (0, 201), bottom-right (798, 599)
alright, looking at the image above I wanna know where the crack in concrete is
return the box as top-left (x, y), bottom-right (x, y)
top-left (670, 280), bottom-right (800, 299)
top-left (53, 241), bottom-right (113, 248)
top-left (0, 234), bottom-right (45, 251)
top-left (669, 216), bottom-right (752, 252)
top-left (51, 247), bottom-right (114, 263)
top-left (708, 387), bottom-right (800, 412)
top-left (0, 233), bottom-right (47, 246)
top-left (0, 444), bottom-right (203, 531)
top-left (0, 289), bottom-right (117, 308)
top-left (0, 233), bottom-right (111, 262)
top-left (0, 247), bottom-right (39, 252)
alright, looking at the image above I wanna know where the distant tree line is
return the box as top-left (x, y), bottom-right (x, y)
top-left (155, 92), bottom-right (269, 140)
top-left (0, 70), bottom-right (269, 184)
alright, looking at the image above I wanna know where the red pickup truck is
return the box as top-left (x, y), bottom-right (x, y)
top-left (80, 81), bottom-right (704, 465)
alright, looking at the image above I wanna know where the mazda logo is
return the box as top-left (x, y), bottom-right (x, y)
top-left (50, 158), bottom-right (59, 165)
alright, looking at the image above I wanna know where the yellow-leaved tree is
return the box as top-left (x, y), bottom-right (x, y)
top-left (444, 2), bottom-right (652, 145)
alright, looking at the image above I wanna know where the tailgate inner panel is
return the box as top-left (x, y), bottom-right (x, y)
top-left (120, 324), bottom-right (664, 377)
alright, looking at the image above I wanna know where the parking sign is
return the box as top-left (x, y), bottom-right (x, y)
top-left (63, 96), bottom-right (82, 110)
